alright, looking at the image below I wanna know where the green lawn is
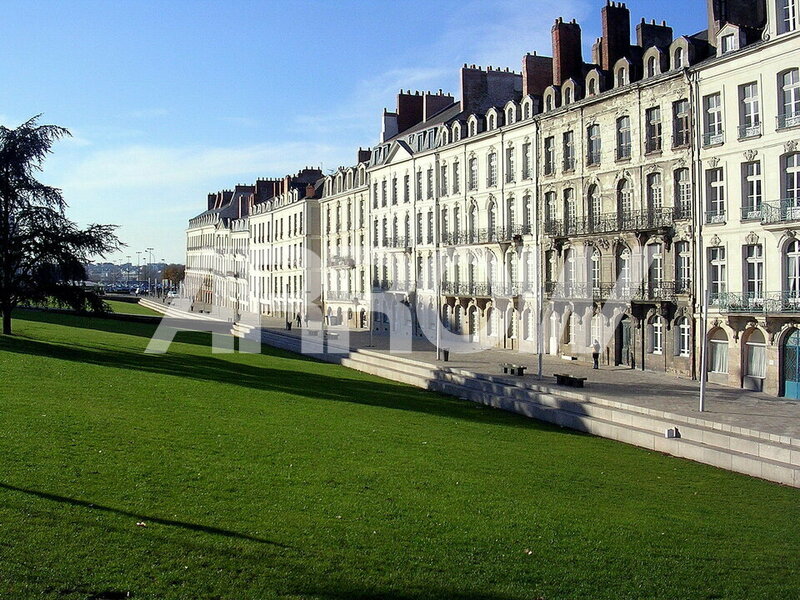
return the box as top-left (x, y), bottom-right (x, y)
top-left (105, 298), bottom-right (161, 316)
top-left (0, 311), bottom-right (798, 600)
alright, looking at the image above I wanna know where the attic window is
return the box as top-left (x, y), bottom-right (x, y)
top-left (588, 78), bottom-right (597, 96)
top-left (647, 56), bottom-right (657, 77)
top-left (720, 34), bottom-right (736, 54)
top-left (564, 88), bottom-right (572, 105)
top-left (469, 121), bottom-right (476, 136)
top-left (523, 102), bottom-right (531, 119)
top-left (453, 124), bottom-right (460, 142)
top-left (507, 108), bottom-right (514, 124)
top-left (674, 47), bottom-right (685, 69)
top-left (616, 67), bottom-right (628, 87)
top-left (488, 114), bottom-right (496, 130)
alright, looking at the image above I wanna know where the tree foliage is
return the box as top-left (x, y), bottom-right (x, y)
top-left (163, 264), bottom-right (185, 287)
top-left (0, 115), bottom-right (121, 334)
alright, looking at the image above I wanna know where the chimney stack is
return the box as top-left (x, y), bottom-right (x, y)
top-left (396, 91), bottom-right (425, 134)
top-left (522, 51), bottom-right (554, 97)
top-left (601, 1), bottom-right (631, 72)
top-left (636, 18), bottom-right (673, 49)
top-left (551, 17), bottom-right (583, 86)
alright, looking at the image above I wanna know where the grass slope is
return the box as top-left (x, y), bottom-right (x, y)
top-left (0, 311), bottom-right (798, 600)
top-left (105, 299), bottom-right (161, 316)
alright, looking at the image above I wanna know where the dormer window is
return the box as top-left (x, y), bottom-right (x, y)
top-left (488, 114), bottom-right (496, 130)
top-left (720, 33), bottom-right (736, 54)
top-left (452, 124), bottom-right (460, 142)
top-left (523, 102), bottom-right (531, 119)
top-left (616, 67), bottom-right (628, 87)
top-left (507, 107), bottom-right (514, 124)
top-left (588, 77), bottom-right (597, 96)
top-left (647, 56), bottom-right (657, 77)
top-left (674, 47), bottom-right (684, 69)
top-left (469, 120), bottom-right (476, 136)
top-left (564, 88), bottom-right (572, 105)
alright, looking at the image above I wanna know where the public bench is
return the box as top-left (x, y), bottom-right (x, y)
top-left (500, 363), bottom-right (528, 376)
top-left (554, 373), bottom-right (587, 388)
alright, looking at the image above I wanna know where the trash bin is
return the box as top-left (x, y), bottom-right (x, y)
top-left (442, 349), bottom-right (450, 362)
top-left (286, 321), bottom-right (292, 331)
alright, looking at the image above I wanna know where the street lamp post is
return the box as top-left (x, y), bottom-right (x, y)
top-left (146, 247), bottom-right (154, 296)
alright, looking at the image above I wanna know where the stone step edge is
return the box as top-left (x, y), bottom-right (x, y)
top-left (341, 352), bottom-right (800, 464)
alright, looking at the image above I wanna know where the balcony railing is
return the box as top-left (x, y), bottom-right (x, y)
top-left (777, 113), bottom-right (800, 130)
top-left (441, 281), bottom-right (527, 297)
top-left (328, 255), bottom-right (355, 269)
top-left (741, 206), bottom-right (762, 221)
top-left (738, 123), bottom-right (762, 139)
top-left (385, 236), bottom-right (410, 249)
top-left (703, 131), bottom-right (724, 146)
top-left (544, 207), bottom-right (676, 237)
top-left (705, 209), bottom-right (726, 224)
top-left (714, 291), bottom-right (800, 313)
top-left (372, 279), bottom-right (412, 292)
top-left (760, 199), bottom-right (800, 225)
top-left (325, 290), bottom-right (357, 301)
top-left (442, 225), bottom-right (532, 245)
top-left (545, 280), bottom-right (690, 301)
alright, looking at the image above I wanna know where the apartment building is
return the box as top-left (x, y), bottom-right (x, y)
top-left (696, 0), bottom-right (800, 396)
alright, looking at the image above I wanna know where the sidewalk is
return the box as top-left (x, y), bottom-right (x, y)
top-left (257, 316), bottom-right (800, 441)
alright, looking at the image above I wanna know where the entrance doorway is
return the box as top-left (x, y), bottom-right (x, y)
top-left (783, 329), bottom-right (800, 399)
top-left (615, 316), bottom-right (632, 367)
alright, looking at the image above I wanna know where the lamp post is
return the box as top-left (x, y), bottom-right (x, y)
top-left (126, 255), bottom-right (131, 285)
top-left (146, 247), bottom-right (154, 296)
top-left (136, 251), bottom-right (142, 292)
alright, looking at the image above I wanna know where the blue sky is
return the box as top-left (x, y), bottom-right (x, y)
top-left (1, 0), bottom-right (706, 264)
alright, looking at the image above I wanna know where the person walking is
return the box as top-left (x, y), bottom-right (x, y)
top-left (296, 313), bottom-right (302, 328)
top-left (592, 339), bottom-right (601, 369)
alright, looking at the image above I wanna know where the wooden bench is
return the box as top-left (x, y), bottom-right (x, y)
top-left (500, 363), bottom-right (527, 376)
top-left (554, 373), bottom-right (587, 388)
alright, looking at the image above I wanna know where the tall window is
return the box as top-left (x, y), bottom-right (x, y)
top-left (415, 171), bottom-right (422, 200)
top-left (591, 250), bottom-right (601, 292)
top-left (616, 116), bottom-right (631, 160)
top-left (505, 147), bottom-right (515, 183)
top-left (563, 131), bottom-right (575, 171)
top-left (452, 162), bottom-right (460, 194)
top-left (706, 168), bottom-right (726, 223)
top-left (468, 157), bottom-right (478, 191)
top-left (645, 107), bottom-right (662, 153)
top-left (674, 47), bottom-right (685, 69)
top-left (381, 180), bottom-right (387, 207)
top-left (709, 329), bottom-right (729, 373)
top-left (416, 212), bottom-right (423, 244)
top-left (488, 201), bottom-right (497, 237)
top-left (780, 69), bottom-right (800, 129)
top-left (703, 93), bottom-right (724, 146)
top-left (678, 318), bottom-right (691, 357)
top-left (676, 241), bottom-right (691, 291)
top-left (648, 243), bottom-right (664, 290)
top-left (675, 168), bottom-right (692, 217)
top-left (453, 207), bottom-right (461, 238)
top-left (673, 99), bottom-right (690, 147)
top-left (403, 175), bottom-right (410, 203)
top-left (544, 137), bottom-right (555, 175)
top-left (617, 178), bottom-right (632, 219)
top-left (647, 172), bottom-right (663, 211)
top-left (588, 185), bottom-right (601, 230)
top-left (439, 165), bottom-right (448, 196)
top-left (564, 188), bottom-right (576, 234)
top-left (647, 56), bottom-right (657, 78)
top-left (426, 168), bottom-right (434, 199)
top-left (739, 82), bottom-right (761, 138)
top-left (779, 0), bottom-right (798, 33)
top-left (487, 152), bottom-right (498, 187)
top-left (587, 124), bottom-right (601, 165)
top-left (522, 142), bottom-right (532, 179)
top-left (744, 244), bottom-right (764, 300)
top-left (651, 316), bottom-right (664, 354)
top-left (785, 154), bottom-right (800, 214)
top-left (787, 239), bottom-right (800, 298)
top-left (544, 191), bottom-right (556, 226)
top-left (742, 161), bottom-right (763, 219)
top-left (617, 247), bottom-right (631, 293)
top-left (522, 195), bottom-right (532, 232)
top-left (708, 246), bottom-right (727, 297)
top-left (745, 329), bottom-right (767, 379)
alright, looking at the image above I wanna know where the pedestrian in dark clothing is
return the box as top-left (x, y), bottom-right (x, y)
top-left (592, 339), bottom-right (601, 369)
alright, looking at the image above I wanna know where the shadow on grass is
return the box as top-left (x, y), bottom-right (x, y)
top-left (0, 482), bottom-right (287, 547)
top-left (1, 315), bottom-right (578, 434)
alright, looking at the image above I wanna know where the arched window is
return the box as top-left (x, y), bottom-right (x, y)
top-left (488, 114), bottom-right (496, 130)
top-left (587, 184), bottom-right (601, 230)
top-left (469, 120), bottom-right (476, 137)
top-left (647, 172), bottom-right (663, 211)
top-left (647, 56), bottom-right (657, 77)
top-left (676, 317), bottom-right (691, 357)
top-left (785, 239), bottom-right (800, 297)
top-left (588, 77), bottom-right (597, 96)
top-left (523, 102), bottom-right (531, 120)
top-left (745, 328), bottom-right (766, 378)
top-left (486, 306), bottom-right (495, 336)
top-left (649, 316), bottom-right (664, 354)
top-left (674, 47), bottom-right (685, 69)
top-left (590, 249), bottom-right (601, 292)
top-left (617, 247), bottom-right (631, 294)
top-left (709, 328), bottom-right (729, 373)
top-left (487, 201), bottom-right (497, 238)
top-left (564, 87), bottom-right (572, 105)
top-left (468, 201), bottom-right (478, 240)
top-left (617, 178), bottom-right (632, 220)
top-left (616, 66), bottom-right (628, 87)
top-left (507, 107), bottom-right (514, 124)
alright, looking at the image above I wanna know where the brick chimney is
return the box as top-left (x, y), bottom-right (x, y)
top-left (637, 19), bottom-right (673, 49)
top-left (707, 0), bottom-right (767, 43)
top-left (601, 1), bottom-right (631, 72)
top-left (207, 193), bottom-right (216, 211)
top-left (381, 109), bottom-right (398, 142)
top-left (522, 52), bottom-right (553, 97)
top-left (396, 91), bottom-right (424, 134)
top-left (305, 183), bottom-right (316, 199)
top-left (423, 90), bottom-right (455, 121)
top-left (552, 18), bottom-right (583, 86)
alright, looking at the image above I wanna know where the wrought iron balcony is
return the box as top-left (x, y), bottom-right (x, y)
top-left (705, 210), bottom-right (726, 225)
top-left (738, 123), bottom-right (762, 139)
top-left (544, 207), bottom-right (676, 238)
top-left (328, 255), bottom-right (355, 269)
top-left (385, 236), bottom-right (410, 249)
top-left (372, 279), bottom-right (412, 292)
top-left (713, 291), bottom-right (800, 314)
top-left (441, 281), bottom-right (525, 297)
top-left (703, 131), bottom-right (724, 146)
top-left (760, 199), bottom-right (800, 225)
top-left (545, 280), bottom-right (689, 302)
top-left (741, 206), bottom-right (762, 221)
top-left (442, 225), bottom-right (532, 246)
top-left (777, 113), bottom-right (800, 130)
top-left (325, 290), bottom-right (357, 301)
